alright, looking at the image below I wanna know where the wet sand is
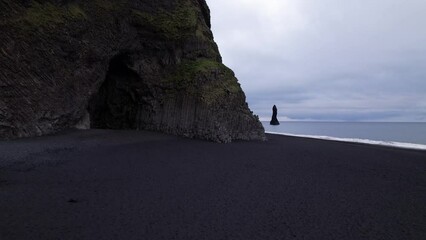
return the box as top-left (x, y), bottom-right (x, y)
top-left (1, 130), bottom-right (425, 240)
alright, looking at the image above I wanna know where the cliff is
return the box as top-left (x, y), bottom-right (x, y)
top-left (0, 0), bottom-right (265, 142)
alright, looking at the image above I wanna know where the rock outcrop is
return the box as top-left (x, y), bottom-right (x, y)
top-left (270, 105), bottom-right (280, 125)
top-left (0, 0), bottom-right (265, 142)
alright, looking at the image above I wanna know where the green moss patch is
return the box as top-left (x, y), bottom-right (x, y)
top-left (131, 1), bottom-right (198, 40)
top-left (165, 59), bottom-right (221, 89)
top-left (201, 76), bottom-right (242, 105)
top-left (164, 59), bottom-right (242, 104)
top-left (17, 2), bottom-right (87, 30)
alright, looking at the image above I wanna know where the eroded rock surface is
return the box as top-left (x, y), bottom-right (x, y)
top-left (0, 0), bottom-right (265, 142)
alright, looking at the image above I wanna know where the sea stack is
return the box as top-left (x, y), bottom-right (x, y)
top-left (270, 105), bottom-right (280, 125)
top-left (0, 0), bottom-right (265, 143)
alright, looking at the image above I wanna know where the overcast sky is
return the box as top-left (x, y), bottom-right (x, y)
top-left (206, 0), bottom-right (426, 122)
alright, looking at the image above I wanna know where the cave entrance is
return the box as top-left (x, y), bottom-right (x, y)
top-left (88, 54), bottom-right (142, 130)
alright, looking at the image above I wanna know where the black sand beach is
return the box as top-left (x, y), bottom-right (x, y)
top-left (1, 130), bottom-right (425, 240)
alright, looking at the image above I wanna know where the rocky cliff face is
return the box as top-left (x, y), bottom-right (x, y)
top-left (0, 0), bottom-right (265, 142)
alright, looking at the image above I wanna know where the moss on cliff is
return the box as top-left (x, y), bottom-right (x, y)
top-left (131, 1), bottom-right (198, 40)
top-left (199, 64), bottom-right (242, 105)
top-left (165, 59), bottom-right (220, 88)
top-left (201, 78), bottom-right (242, 105)
top-left (164, 59), bottom-right (242, 104)
top-left (11, 1), bottom-right (87, 30)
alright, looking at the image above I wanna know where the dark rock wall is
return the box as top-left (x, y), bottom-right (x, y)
top-left (0, 0), bottom-right (265, 142)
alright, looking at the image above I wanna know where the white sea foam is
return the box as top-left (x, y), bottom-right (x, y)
top-left (266, 131), bottom-right (426, 151)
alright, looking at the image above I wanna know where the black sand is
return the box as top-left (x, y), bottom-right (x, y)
top-left (1, 130), bottom-right (425, 240)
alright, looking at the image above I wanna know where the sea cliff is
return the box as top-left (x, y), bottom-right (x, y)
top-left (0, 0), bottom-right (265, 142)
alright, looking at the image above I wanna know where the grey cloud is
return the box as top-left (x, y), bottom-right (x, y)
top-left (206, 0), bottom-right (426, 121)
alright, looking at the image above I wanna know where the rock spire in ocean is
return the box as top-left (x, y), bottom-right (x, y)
top-left (270, 105), bottom-right (280, 125)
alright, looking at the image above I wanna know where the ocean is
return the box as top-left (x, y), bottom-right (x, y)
top-left (262, 121), bottom-right (426, 150)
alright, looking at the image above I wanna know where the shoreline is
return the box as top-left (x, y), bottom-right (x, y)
top-left (266, 131), bottom-right (426, 151)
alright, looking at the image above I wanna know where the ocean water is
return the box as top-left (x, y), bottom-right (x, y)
top-left (262, 121), bottom-right (426, 150)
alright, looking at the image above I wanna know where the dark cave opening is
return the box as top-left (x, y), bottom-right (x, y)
top-left (88, 54), bottom-right (142, 130)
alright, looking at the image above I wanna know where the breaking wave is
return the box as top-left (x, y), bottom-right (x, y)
top-left (266, 131), bottom-right (426, 151)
